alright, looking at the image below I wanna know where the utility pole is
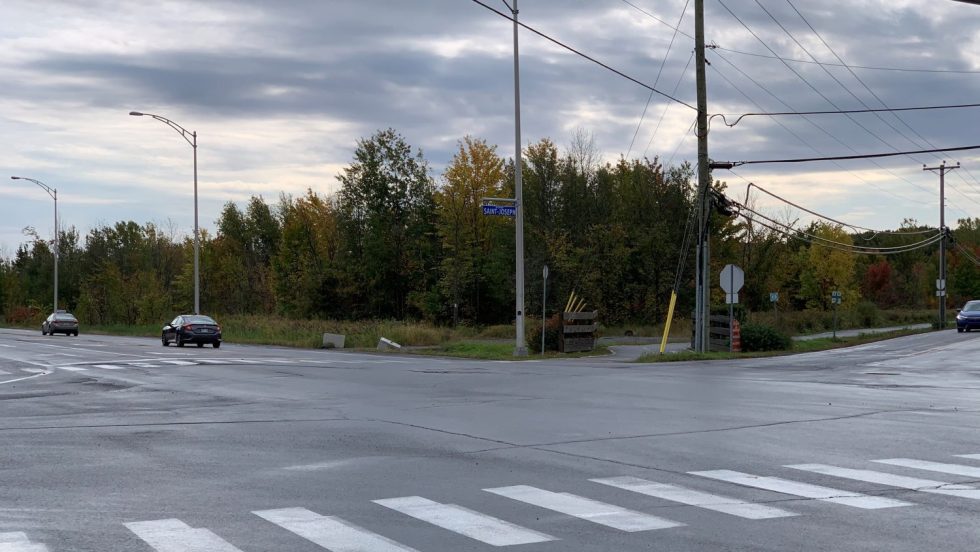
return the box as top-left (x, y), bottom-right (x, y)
top-left (924, 161), bottom-right (960, 329)
top-left (693, 0), bottom-right (711, 352)
top-left (504, 0), bottom-right (528, 356)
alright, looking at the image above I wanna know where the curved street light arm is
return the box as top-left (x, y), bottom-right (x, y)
top-left (131, 112), bottom-right (196, 148)
top-left (10, 176), bottom-right (56, 200)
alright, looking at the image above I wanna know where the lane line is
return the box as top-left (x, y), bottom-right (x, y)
top-left (874, 458), bottom-right (980, 478)
top-left (19, 368), bottom-right (46, 374)
top-left (484, 485), bottom-right (681, 531)
top-left (125, 519), bottom-right (244, 552)
top-left (130, 363), bottom-right (160, 368)
top-left (57, 366), bottom-right (88, 372)
top-left (93, 364), bottom-right (126, 370)
top-left (690, 470), bottom-right (912, 509)
top-left (590, 476), bottom-right (797, 519)
top-left (0, 371), bottom-right (50, 386)
top-left (0, 369), bottom-right (10, 375)
top-left (255, 507), bottom-right (421, 552)
top-left (788, 464), bottom-right (980, 500)
top-left (373, 496), bottom-right (556, 546)
top-left (160, 360), bottom-right (197, 366)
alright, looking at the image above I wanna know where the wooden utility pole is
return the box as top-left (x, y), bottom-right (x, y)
top-left (924, 161), bottom-right (960, 329)
top-left (694, 0), bottom-right (711, 352)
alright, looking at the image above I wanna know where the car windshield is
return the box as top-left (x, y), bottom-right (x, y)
top-left (964, 302), bottom-right (980, 312)
top-left (184, 315), bottom-right (217, 325)
top-left (54, 314), bottom-right (76, 321)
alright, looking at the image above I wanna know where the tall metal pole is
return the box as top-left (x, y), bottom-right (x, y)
top-left (53, 189), bottom-right (58, 311)
top-left (10, 176), bottom-right (58, 311)
top-left (130, 111), bottom-right (200, 315)
top-left (925, 162), bottom-right (959, 329)
top-left (694, 0), bottom-right (711, 352)
top-left (192, 132), bottom-right (199, 315)
top-left (509, 0), bottom-right (528, 356)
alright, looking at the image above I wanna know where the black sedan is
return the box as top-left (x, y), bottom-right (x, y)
top-left (162, 315), bottom-right (222, 348)
top-left (956, 300), bottom-right (980, 332)
top-left (42, 311), bottom-right (79, 336)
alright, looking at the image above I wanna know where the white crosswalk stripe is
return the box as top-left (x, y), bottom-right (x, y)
top-left (160, 360), bottom-right (197, 366)
top-left (57, 366), bottom-right (88, 371)
top-left (373, 496), bottom-right (556, 546)
top-left (125, 519), bottom-right (244, 552)
top-left (484, 485), bottom-right (682, 531)
top-left (0, 531), bottom-right (49, 552)
top-left (93, 364), bottom-right (126, 370)
top-left (690, 470), bottom-right (913, 509)
top-left (591, 476), bottom-right (798, 519)
top-left (874, 458), bottom-right (980, 478)
top-left (129, 362), bottom-right (161, 368)
top-left (19, 368), bottom-right (46, 374)
top-left (255, 507), bottom-right (421, 552)
top-left (954, 454), bottom-right (980, 461)
top-left (787, 464), bottom-right (980, 500)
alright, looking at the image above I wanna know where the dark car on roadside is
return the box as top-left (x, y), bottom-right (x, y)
top-left (42, 311), bottom-right (79, 336)
top-left (956, 300), bottom-right (980, 332)
top-left (162, 314), bottom-right (222, 348)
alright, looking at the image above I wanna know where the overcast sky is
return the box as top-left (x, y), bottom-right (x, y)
top-left (2, 0), bottom-right (980, 255)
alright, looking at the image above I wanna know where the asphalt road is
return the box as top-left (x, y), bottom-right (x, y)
top-left (2, 326), bottom-right (980, 551)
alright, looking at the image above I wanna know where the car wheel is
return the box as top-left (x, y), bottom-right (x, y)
top-left (176, 335), bottom-right (185, 347)
top-left (41, 329), bottom-right (47, 336)
top-left (958, 328), bottom-right (965, 333)
top-left (162, 334), bottom-right (169, 346)
top-left (213, 342), bottom-right (221, 349)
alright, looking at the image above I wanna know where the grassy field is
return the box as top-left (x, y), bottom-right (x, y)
top-left (634, 327), bottom-right (932, 363)
top-left (415, 341), bottom-right (611, 361)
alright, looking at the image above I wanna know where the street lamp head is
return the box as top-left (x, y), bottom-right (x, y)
top-left (10, 176), bottom-right (21, 180)
top-left (129, 111), bottom-right (144, 116)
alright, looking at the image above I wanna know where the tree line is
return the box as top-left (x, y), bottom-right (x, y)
top-left (2, 127), bottom-right (979, 327)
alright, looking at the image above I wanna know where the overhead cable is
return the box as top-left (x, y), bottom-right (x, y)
top-left (716, 144), bottom-right (980, 168)
top-left (714, 102), bottom-right (980, 129)
top-left (470, 0), bottom-right (696, 110)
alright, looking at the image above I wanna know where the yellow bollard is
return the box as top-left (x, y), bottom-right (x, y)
top-left (659, 291), bottom-right (678, 354)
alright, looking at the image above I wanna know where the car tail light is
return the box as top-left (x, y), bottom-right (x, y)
top-left (183, 324), bottom-right (195, 331)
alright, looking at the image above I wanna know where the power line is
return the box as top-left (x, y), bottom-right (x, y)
top-left (741, 180), bottom-right (939, 236)
top-left (712, 59), bottom-right (927, 207)
top-left (714, 102), bottom-right (980, 128)
top-left (642, 50), bottom-right (695, 159)
top-left (470, 0), bottom-right (696, 110)
top-left (717, 144), bottom-right (980, 168)
top-left (626, 0), bottom-right (691, 158)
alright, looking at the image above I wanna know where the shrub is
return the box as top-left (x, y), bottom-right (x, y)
top-left (526, 314), bottom-right (562, 353)
top-left (854, 301), bottom-right (879, 328)
top-left (740, 323), bottom-right (792, 352)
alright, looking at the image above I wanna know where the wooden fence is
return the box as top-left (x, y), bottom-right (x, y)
top-left (561, 310), bottom-right (598, 353)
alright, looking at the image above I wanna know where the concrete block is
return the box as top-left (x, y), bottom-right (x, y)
top-left (322, 333), bottom-right (345, 349)
top-left (377, 337), bottom-right (402, 351)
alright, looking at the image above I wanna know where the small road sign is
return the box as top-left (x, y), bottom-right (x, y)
top-left (720, 264), bottom-right (744, 294)
top-left (482, 204), bottom-right (516, 217)
top-left (770, 292), bottom-right (779, 303)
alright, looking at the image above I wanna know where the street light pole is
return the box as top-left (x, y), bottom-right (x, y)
top-left (924, 161), bottom-right (960, 328)
top-left (10, 176), bottom-right (58, 311)
top-left (503, 0), bottom-right (528, 356)
top-left (130, 111), bottom-right (200, 315)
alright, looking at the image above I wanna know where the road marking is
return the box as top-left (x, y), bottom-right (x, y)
top-left (787, 464), bottom-right (980, 500)
top-left (125, 519), bottom-right (244, 552)
top-left (0, 531), bottom-right (49, 551)
top-left (955, 454), bottom-right (980, 461)
top-left (57, 366), bottom-right (88, 372)
top-left (282, 460), bottom-right (354, 471)
top-left (193, 359), bottom-right (230, 364)
top-left (130, 363), bottom-right (160, 368)
top-left (160, 360), bottom-right (197, 366)
top-left (255, 507), bottom-right (420, 552)
top-left (690, 470), bottom-right (912, 509)
top-left (874, 458), bottom-right (980, 478)
top-left (484, 485), bottom-right (681, 531)
top-left (0, 369), bottom-right (10, 375)
top-left (93, 364), bottom-right (126, 370)
top-left (590, 476), bottom-right (797, 519)
top-left (373, 496), bottom-right (556, 546)
top-left (19, 368), bottom-right (46, 374)
top-left (0, 344), bottom-right (13, 347)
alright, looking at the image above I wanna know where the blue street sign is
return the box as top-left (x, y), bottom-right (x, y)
top-left (482, 204), bottom-right (516, 217)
